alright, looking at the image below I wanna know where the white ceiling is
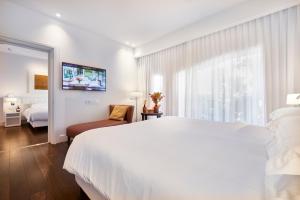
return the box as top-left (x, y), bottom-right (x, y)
top-left (0, 44), bottom-right (48, 60)
top-left (8, 0), bottom-right (249, 47)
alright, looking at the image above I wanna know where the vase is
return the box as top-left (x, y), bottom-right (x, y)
top-left (143, 105), bottom-right (147, 113)
top-left (153, 104), bottom-right (160, 113)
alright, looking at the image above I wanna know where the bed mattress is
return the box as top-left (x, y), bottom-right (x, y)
top-left (64, 117), bottom-right (273, 200)
top-left (23, 105), bottom-right (48, 122)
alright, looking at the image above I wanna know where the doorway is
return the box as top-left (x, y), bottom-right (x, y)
top-left (0, 35), bottom-right (54, 151)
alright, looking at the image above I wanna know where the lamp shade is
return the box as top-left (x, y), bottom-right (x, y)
top-left (4, 94), bottom-right (17, 103)
top-left (129, 91), bottom-right (143, 99)
top-left (286, 93), bottom-right (300, 105)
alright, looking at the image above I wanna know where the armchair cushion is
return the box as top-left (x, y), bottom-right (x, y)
top-left (109, 105), bottom-right (134, 123)
top-left (109, 105), bottom-right (129, 121)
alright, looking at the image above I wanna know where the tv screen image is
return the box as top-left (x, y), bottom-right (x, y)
top-left (62, 62), bottom-right (106, 91)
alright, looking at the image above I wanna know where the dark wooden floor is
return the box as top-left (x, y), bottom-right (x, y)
top-left (0, 124), bottom-right (85, 200)
top-left (0, 142), bottom-right (82, 200)
top-left (0, 124), bottom-right (48, 151)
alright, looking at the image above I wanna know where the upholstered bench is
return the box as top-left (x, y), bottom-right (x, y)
top-left (66, 105), bottom-right (134, 145)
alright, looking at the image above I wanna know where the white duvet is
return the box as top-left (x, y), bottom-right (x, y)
top-left (23, 104), bottom-right (48, 122)
top-left (64, 117), bottom-right (273, 200)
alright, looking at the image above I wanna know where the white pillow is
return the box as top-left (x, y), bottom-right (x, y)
top-left (266, 116), bottom-right (300, 175)
top-left (265, 174), bottom-right (300, 199)
top-left (270, 107), bottom-right (300, 121)
top-left (266, 148), bottom-right (300, 175)
top-left (31, 103), bottom-right (48, 109)
top-left (275, 116), bottom-right (300, 148)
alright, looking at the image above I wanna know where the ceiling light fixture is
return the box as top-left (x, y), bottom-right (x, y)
top-left (55, 13), bottom-right (61, 18)
top-left (131, 44), bottom-right (136, 48)
top-left (125, 41), bottom-right (130, 45)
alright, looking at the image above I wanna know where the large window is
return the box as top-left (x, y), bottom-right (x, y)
top-left (177, 46), bottom-right (265, 125)
top-left (138, 6), bottom-right (300, 126)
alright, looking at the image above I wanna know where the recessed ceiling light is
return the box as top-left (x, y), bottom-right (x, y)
top-left (131, 44), bottom-right (136, 47)
top-left (125, 41), bottom-right (130, 45)
top-left (55, 13), bottom-right (61, 18)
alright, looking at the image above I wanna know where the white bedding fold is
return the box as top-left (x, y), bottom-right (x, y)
top-left (23, 106), bottom-right (48, 122)
top-left (64, 117), bottom-right (271, 200)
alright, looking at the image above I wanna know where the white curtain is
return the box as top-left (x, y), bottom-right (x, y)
top-left (137, 6), bottom-right (300, 125)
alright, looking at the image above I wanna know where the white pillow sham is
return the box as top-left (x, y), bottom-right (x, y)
top-left (266, 147), bottom-right (300, 175)
top-left (266, 174), bottom-right (300, 200)
top-left (31, 103), bottom-right (48, 109)
top-left (270, 107), bottom-right (300, 121)
top-left (266, 116), bottom-right (300, 175)
top-left (276, 116), bottom-right (300, 148)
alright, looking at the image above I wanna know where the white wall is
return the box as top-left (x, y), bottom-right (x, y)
top-left (135, 0), bottom-right (300, 57)
top-left (0, 52), bottom-right (48, 124)
top-left (0, 1), bottom-right (137, 143)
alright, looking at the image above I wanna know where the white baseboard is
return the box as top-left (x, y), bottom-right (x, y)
top-left (53, 134), bottom-right (68, 144)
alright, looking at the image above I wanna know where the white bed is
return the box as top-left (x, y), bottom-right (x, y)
top-left (22, 103), bottom-right (48, 128)
top-left (64, 116), bottom-right (277, 200)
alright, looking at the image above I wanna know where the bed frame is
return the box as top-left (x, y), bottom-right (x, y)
top-left (29, 120), bottom-right (48, 128)
top-left (76, 176), bottom-right (108, 200)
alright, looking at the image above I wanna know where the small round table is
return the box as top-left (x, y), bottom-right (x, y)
top-left (141, 112), bottom-right (163, 121)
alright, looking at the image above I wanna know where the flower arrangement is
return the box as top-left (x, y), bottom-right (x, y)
top-left (149, 92), bottom-right (164, 113)
top-left (149, 92), bottom-right (164, 104)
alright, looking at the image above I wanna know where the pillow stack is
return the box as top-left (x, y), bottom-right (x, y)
top-left (266, 107), bottom-right (300, 175)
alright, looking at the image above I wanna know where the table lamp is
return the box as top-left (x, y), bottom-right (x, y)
top-left (286, 93), bottom-right (300, 106)
top-left (4, 94), bottom-right (18, 112)
top-left (5, 95), bottom-right (17, 106)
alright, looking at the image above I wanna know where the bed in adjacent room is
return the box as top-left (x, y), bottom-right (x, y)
top-left (23, 103), bottom-right (48, 128)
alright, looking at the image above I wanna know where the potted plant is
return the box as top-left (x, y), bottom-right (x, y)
top-left (149, 92), bottom-right (164, 113)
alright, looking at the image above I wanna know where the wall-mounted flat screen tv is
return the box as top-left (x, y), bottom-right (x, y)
top-left (62, 62), bottom-right (106, 91)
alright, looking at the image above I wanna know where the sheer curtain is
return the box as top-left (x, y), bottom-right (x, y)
top-left (137, 6), bottom-right (300, 125)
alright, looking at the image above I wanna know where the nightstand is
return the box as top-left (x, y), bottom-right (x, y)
top-left (4, 112), bottom-right (21, 127)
